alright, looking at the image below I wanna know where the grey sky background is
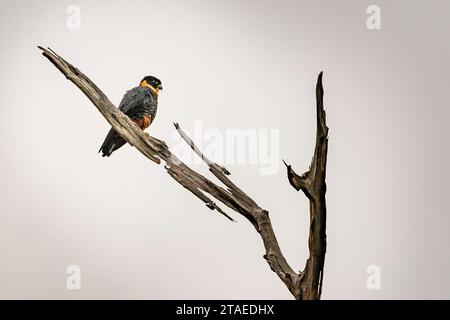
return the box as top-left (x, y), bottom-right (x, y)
top-left (0, 0), bottom-right (449, 299)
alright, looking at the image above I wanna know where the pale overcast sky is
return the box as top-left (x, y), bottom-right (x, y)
top-left (0, 0), bottom-right (449, 299)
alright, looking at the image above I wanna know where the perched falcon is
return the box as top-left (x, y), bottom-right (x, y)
top-left (99, 76), bottom-right (162, 157)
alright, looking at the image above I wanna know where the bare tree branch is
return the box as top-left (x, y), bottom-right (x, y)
top-left (284, 71), bottom-right (328, 299)
top-left (38, 46), bottom-right (328, 300)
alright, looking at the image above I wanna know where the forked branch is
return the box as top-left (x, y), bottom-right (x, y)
top-left (39, 46), bottom-right (328, 300)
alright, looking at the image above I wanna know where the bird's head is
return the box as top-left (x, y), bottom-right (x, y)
top-left (140, 76), bottom-right (163, 96)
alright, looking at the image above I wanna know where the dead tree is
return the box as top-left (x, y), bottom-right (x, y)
top-left (38, 46), bottom-right (329, 300)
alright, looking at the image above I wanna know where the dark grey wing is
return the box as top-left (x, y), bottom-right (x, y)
top-left (118, 86), bottom-right (157, 120)
top-left (118, 87), bottom-right (145, 114)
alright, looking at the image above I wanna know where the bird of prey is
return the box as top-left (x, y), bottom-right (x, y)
top-left (99, 76), bottom-right (162, 157)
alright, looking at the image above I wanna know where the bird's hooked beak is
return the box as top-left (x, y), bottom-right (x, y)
top-left (154, 84), bottom-right (162, 96)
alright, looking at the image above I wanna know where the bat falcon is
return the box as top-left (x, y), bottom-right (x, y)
top-left (99, 76), bottom-right (162, 157)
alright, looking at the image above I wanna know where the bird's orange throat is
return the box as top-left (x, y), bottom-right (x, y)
top-left (140, 80), bottom-right (159, 96)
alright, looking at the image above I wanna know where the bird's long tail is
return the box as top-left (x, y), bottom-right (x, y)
top-left (98, 128), bottom-right (127, 157)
